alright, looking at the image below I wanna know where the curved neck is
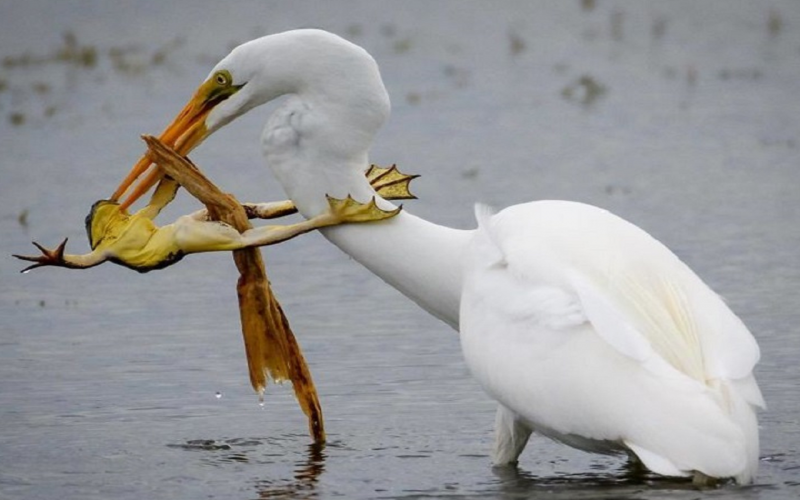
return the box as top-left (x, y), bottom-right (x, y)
top-left (252, 41), bottom-right (469, 329)
top-left (261, 105), bottom-right (470, 328)
top-left (321, 211), bottom-right (471, 330)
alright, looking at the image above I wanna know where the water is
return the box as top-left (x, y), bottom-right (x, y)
top-left (1, 1), bottom-right (799, 498)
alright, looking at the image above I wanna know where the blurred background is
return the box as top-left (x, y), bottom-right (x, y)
top-left (1, 1), bottom-right (799, 499)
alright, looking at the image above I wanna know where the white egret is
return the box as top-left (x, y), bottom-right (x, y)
top-left (108, 29), bottom-right (763, 484)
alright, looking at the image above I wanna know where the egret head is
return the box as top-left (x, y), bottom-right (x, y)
top-left (111, 29), bottom-right (390, 211)
top-left (110, 66), bottom-right (247, 209)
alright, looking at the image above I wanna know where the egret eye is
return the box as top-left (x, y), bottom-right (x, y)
top-left (215, 71), bottom-right (229, 86)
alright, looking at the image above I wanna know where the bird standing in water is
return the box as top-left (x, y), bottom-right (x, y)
top-left (26, 29), bottom-right (764, 484)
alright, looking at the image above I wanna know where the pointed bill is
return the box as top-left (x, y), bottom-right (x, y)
top-left (112, 70), bottom-right (243, 211)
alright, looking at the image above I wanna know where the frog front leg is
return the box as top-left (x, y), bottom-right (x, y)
top-left (13, 239), bottom-right (111, 272)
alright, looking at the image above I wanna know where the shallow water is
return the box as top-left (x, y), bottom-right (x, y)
top-left (2, 1), bottom-right (800, 499)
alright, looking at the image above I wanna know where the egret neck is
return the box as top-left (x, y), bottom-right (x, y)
top-left (321, 211), bottom-right (470, 330)
top-left (262, 96), bottom-right (470, 329)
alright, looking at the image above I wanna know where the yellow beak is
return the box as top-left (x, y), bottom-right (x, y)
top-left (111, 78), bottom-right (223, 210)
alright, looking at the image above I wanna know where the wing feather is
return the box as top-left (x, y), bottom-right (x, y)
top-left (490, 201), bottom-right (760, 392)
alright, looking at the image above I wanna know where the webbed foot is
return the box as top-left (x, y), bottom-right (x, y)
top-left (241, 165), bottom-right (418, 222)
top-left (366, 164), bottom-right (419, 200)
top-left (325, 195), bottom-right (401, 223)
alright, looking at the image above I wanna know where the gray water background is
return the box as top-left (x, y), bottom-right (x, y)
top-left (1, 1), bottom-right (799, 498)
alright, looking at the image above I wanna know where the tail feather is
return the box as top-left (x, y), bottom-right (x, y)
top-left (727, 379), bottom-right (760, 484)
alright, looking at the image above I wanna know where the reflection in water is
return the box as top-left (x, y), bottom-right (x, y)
top-left (253, 442), bottom-right (326, 499)
top-left (490, 462), bottom-right (720, 499)
top-left (166, 437), bottom-right (326, 499)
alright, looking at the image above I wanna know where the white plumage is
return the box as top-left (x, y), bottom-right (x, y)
top-left (127, 29), bottom-right (764, 483)
top-left (462, 201), bottom-right (762, 482)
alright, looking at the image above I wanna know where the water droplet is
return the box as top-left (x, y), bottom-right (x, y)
top-left (215, 391), bottom-right (222, 399)
top-left (258, 393), bottom-right (265, 409)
